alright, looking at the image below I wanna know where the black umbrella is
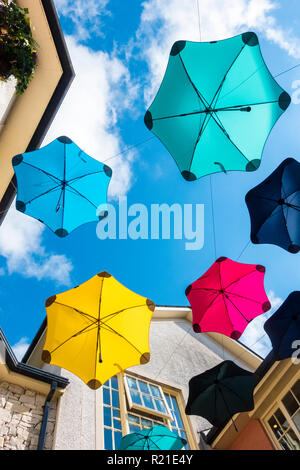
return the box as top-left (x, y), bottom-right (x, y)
top-left (264, 291), bottom-right (300, 361)
top-left (245, 158), bottom-right (300, 254)
top-left (185, 361), bottom-right (256, 430)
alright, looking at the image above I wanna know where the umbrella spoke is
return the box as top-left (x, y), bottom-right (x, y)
top-left (53, 301), bottom-right (97, 323)
top-left (22, 161), bottom-right (62, 185)
top-left (100, 304), bottom-right (153, 324)
top-left (224, 295), bottom-right (250, 323)
top-left (67, 170), bottom-right (104, 184)
top-left (25, 184), bottom-right (62, 205)
top-left (49, 320), bottom-right (99, 355)
top-left (65, 184), bottom-right (98, 209)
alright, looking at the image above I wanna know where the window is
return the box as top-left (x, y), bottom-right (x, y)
top-left (125, 375), bottom-right (172, 419)
top-left (102, 376), bottom-right (123, 450)
top-left (102, 374), bottom-right (194, 450)
top-left (266, 379), bottom-right (300, 450)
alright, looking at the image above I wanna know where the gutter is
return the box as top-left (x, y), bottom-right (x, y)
top-left (38, 380), bottom-right (57, 451)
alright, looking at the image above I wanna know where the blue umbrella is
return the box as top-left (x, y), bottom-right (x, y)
top-left (119, 425), bottom-right (187, 450)
top-left (12, 136), bottom-right (112, 237)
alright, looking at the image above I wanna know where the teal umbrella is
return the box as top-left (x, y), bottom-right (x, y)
top-left (144, 32), bottom-right (290, 181)
top-left (118, 425), bottom-right (187, 450)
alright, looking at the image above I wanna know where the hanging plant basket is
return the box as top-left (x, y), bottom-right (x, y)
top-left (0, 0), bottom-right (38, 94)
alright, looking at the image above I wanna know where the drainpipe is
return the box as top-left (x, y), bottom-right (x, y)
top-left (37, 381), bottom-right (58, 450)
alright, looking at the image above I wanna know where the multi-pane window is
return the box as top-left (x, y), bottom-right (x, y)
top-left (164, 392), bottom-right (189, 449)
top-left (102, 374), bottom-right (192, 450)
top-left (267, 379), bottom-right (300, 450)
top-left (125, 375), bottom-right (171, 418)
top-left (102, 376), bottom-right (123, 450)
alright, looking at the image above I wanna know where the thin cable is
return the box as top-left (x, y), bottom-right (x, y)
top-left (102, 136), bottom-right (155, 163)
top-left (209, 176), bottom-right (217, 259)
top-left (237, 240), bottom-right (251, 261)
top-left (275, 63), bottom-right (300, 78)
top-left (196, 0), bottom-right (201, 42)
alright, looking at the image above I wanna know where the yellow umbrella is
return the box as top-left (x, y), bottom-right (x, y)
top-left (42, 271), bottom-right (155, 389)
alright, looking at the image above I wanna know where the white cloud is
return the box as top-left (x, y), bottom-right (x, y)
top-left (12, 337), bottom-right (30, 361)
top-left (240, 290), bottom-right (283, 357)
top-left (54, 0), bottom-right (111, 41)
top-left (0, 206), bottom-right (73, 285)
top-left (136, 0), bottom-right (300, 103)
top-left (44, 36), bottom-right (138, 199)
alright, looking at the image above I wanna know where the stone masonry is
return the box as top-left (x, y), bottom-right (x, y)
top-left (0, 380), bottom-right (57, 450)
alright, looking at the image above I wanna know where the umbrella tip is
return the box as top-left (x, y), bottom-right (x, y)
top-left (87, 379), bottom-right (102, 390)
top-left (57, 136), bottom-right (73, 144)
top-left (242, 32), bottom-right (258, 47)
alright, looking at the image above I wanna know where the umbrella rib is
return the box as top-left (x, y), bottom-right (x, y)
top-left (219, 387), bottom-right (238, 432)
top-left (223, 269), bottom-right (257, 291)
top-left (178, 54), bottom-right (210, 108)
top-left (224, 291), bottom-right (263, 305)
top-left (22, 162), bottom-right (62, 185)
top-left (49, 320), bottom-right (99, 355)
top-left (66, 170), bottom-right (104, 184)
top-left (95, 277), bottom-right (104, 369)
top-left (100, 304), bottom-right (150, 323)
top-left (99, 322), bottom-right (144, 357)
top-left (61, 143), bottom-right (67, 229)
top-left (53, 301), bottom-right (97, 323)
top-left (221, 381), bottom-right (253, 410)
top-left (64, 184), bottom-right (98, 209)
top-left (224, 295), bottom-right (250, 323)
top-left (24, 184), bottom-right (62, 205)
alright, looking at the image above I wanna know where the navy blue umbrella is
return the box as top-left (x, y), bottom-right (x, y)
top-left (264, 291), bottom-right (300, 361)
top-left (245, 158), bottom-right (300, 253)
top-left (12, 136), bottom-right (112, 237)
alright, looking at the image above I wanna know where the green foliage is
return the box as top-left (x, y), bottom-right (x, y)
top-left (0, 0), bottom-right (38, 94)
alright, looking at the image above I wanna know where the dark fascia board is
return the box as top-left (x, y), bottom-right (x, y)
top-left (0, 327), bottom-right (68, 389)
top-left (205, 350), bottom-right (276, 445)
top-left (22, 317), bottom-right (47, 364)
top-left (0, 0), bottom-right (75, 223)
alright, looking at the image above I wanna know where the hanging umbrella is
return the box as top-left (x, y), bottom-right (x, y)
top-left (185, 361), bottom-right (256, 429)
top-left (264, 291), bottom-right (300, 361)
top-left (42, 271), bottom-right (155, 389)
top-left (12, 136), bottom-right (112, 237)
top-left (246, 158), bottom-right (300, 254)
top-left (144, 32), bottom-right (290, 181)
top-left (119, 425), bottom-right (187, 451)
top-left (185, 256), bottom-right (271, 339)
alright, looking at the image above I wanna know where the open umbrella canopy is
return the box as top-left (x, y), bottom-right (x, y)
top-left (119, 425), bottom-right (187, 451)
top-left (42, 271), bottom-right (155, 389)
top-left (246, 158), bottom-right (300, 254)
top-left (12, 136), bottom-right (112, 237)
top-left (264, 291), bottom-right (300, 361)
top-left (185, 361), bottom-right (256, 428)
top-left (185, 256), bottom-right (271, 339)
top-left (144, 32), bottom-right (290, 181)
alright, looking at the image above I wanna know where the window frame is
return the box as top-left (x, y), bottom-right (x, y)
top-left (124, 373), bottom-right (173, 421)
top-left (263, 374), bottom-right (300, 450)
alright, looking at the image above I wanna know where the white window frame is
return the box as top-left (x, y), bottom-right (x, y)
top-left (124, 373), bottom-right (173, 420)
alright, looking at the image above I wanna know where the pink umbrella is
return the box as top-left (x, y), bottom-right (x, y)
top-left (185, 257), bottom-right (271, 340)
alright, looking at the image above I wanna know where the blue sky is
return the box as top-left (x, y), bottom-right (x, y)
top-left (1, 0), bottom-right (300, 360)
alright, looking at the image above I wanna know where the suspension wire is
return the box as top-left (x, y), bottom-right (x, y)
top-left (275, 63), bottom-right (300, 78)
top-left (210, 176), bottom-right (217, 260)
top-left (237, 240), bottom-right (251, 261)
top-left (196, 0), bottom-right (201, 42)
top-left (102, 136), bottom-right (155, 163)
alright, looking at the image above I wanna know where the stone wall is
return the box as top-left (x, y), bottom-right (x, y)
top-left (0, 381), bottom-right (57, 450)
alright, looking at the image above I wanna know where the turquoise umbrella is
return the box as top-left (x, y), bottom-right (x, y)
top-left (144, 32), bottom-right (291, 181)
top-left (12, 136), bottom-right (112, 237)
top-left (119, 425), bottom-right (187, 450)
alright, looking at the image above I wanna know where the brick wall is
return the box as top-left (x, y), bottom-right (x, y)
top-left (0, 380), bottom-right (57, 450)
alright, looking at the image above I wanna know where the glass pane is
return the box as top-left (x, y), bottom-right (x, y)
top-left (268, 416), bottom-right (284, 438)
top-left (114, 431), bottom-right (122, 450)
top-left (131, 390), bottom-right (142, 406)
top-left (142, 394), bottom-right (155, 410)
top-left (104, 428), bottom-right (113, 450)
top-left (111, 376), bottom-right (118, 391)
top-left (103, 388), bottom-right (111, 406)
top-left (139, 381), bottom-right (150, 394)
top-left (149, 384), bottom-right (162, 398)
top-left (279, 429), bottom-right (300, 450)
top-left (114, 418), bottom-right (122, 431)
top-left (112, 409), bottom-right (120, 418)
top-left (275, 409), bottom-right (289, 431)
top-left (129, 424), bottom-right (141, 433)
top-left (112, 390), bottom-right (119, 408)
top-left (171, 397), bottom-right (183, 428)
top-left (282, 391), bottom-right (299, 417)
top-left (103, 406), bottom-right (112, 427)
top-left (292, 410), bottom-right (300, 433)
top-left (292, 380), bottom-right (300, 403)
top-left (127, 376), bottom-right (138, 390)
top-left (165, 394), bottom-right (172, 409)
top-left (128, 414), bottom-right (140, 424)
top-left (154, 399), bottom-right (166, 414)
top-left (141, 418), bottom-right (153, 429)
